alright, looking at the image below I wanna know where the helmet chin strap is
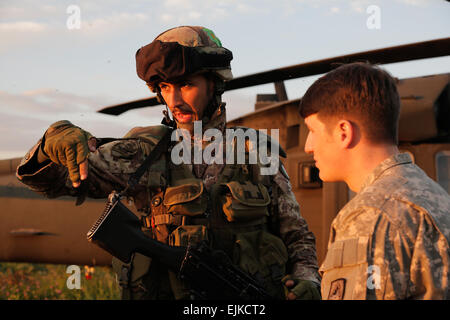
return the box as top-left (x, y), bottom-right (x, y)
top-left (154, 87), bottom-right (176, 128)
top-left (200, 77), bottom-right (226, 123)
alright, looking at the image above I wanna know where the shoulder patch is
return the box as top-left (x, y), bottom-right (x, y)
top-left (124, 125), bottom-right (170, 143)
top-left (124, 124), bottom-right (169, 138)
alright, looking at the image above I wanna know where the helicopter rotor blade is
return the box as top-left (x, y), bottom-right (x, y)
top-left (226, 37), bottom-right (450, 91)
top-left (97, 96), bottom-right (161, 115)
top-left (97, 37), bottom-right (450, 115)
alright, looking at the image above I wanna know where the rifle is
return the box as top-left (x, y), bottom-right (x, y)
top-left (87, 191), bottom-right (273, 300)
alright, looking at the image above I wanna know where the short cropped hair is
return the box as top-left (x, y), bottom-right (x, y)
top-left (298, 62), bottom-right (400, 144)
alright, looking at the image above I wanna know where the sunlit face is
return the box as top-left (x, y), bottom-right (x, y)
top-left (158, 74), bottom-right (213, 125)
top-left (304, 113), bottom-right (343, 182)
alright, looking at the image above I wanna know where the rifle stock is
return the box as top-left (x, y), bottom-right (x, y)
top-left (87, 192), bottom-right (185, 268)
top-left (87, 191), bottom-right (273, 300)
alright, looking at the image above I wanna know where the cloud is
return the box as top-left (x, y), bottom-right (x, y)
top-left (0, 21), bottom-right (47, 32)
top-left (0, 89), bottom-right (107, 115)
top-left (348, 0), bottom-right (430, 14)
top-left (330, 6), bottom-right (341, 14)
top-left (0, 4), bottom-right (55, 21)
top-left (0, 84), bottom-right (259, 160)
top-left (0, 88), bottom-right (165, 159)
top-left (348, 0), bottom-right (372, 13)
top-left (164, 0), bottom-right (194, 10)
top-left (161, 14), bottom-right (174, 23)
top-left (188, 11), bottom-right (202, 20)
top-left (396, 0), bottom-right (430, 6)
top-left (156, 0), bottom-right (276, 23)
top-left (80, 12), bottom-right (150, 36)
top-left (0, 3), bottom-right (152, 50)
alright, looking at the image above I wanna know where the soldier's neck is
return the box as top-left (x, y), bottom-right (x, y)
top-left (345, 143), bottom-right (399, 193)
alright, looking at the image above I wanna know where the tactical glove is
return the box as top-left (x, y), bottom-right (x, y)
top-left (282, 274), bottom-right (321, 300)
top-left (41, 120), bottom-right (96, 187)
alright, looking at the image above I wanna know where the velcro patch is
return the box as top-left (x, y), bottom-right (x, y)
top-left (328, 278), bottom-right (346, 300)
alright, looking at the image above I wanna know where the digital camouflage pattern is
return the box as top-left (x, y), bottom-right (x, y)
top-left (16, 108), bottom-right (321, 296)
top-left (320, 153), bottom-right (450, 300)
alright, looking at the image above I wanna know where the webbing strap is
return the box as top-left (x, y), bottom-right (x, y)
top-left (123, 128), bottom-right (172, 195)
top-left (153, 214), bottom-right (183, 226)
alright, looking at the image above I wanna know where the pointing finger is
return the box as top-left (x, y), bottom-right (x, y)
top-left (79, 159), bottom-right (88, 181)
top-left (65, 145), bottom-right (81, 186)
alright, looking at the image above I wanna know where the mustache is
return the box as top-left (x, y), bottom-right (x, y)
top-left (172, 107), bottom-right (194, 114)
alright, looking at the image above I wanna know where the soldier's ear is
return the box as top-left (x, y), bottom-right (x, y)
top-left (336, 120), bottom-right (359, 149)
top-left (204, 73), bottom-right (219, 97)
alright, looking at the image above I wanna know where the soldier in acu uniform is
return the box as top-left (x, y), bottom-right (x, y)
top-left (16, 26), bottom-right (321, 300)
top-left (299, 62), bottom-right (450, 300)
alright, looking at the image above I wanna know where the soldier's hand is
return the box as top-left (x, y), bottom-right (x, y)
top-left (42, 120), bottom-right (97, 188)
top-left (282, 275), bottom-right (321, 300)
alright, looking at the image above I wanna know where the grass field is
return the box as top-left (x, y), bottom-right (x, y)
top-left (0, 262), bottom-right (120, 300)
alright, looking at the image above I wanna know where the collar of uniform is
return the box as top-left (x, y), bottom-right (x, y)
top-left (360, 153), bottom-right (413, 192)
top-left (188, 106), bottom-right (227, 146)
top-left (203, 105), bottom-right (227, 134)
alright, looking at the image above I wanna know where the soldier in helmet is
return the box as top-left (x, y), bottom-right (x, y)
top-left (16, 26), bottom-right (321, 300)
top-left (299, 62), bottom-right (450, 299)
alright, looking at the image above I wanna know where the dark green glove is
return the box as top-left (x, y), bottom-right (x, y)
top-left (282, 274), bottom-right (321, 300)
top-left (41, 120), bottom-right (95, 185)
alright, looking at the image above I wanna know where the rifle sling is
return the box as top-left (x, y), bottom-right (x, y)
top-left (123, 129), bottom-right (172, 195)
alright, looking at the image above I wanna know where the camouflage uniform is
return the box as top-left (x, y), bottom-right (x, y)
top-left (320, 153), bottom-right (450, 300)
top-left (16, 108), bottom-right (320, 299)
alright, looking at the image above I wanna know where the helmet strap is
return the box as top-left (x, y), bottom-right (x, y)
top-left (155, 87), bottom-right (176, 127)
top-left (201, 77), bottom-right (225, 123)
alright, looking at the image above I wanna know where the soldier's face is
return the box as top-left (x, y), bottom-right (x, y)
top-left (159, 74), bottom-right (214, 125)
top-left (304, 114), bottom-right (343, 181)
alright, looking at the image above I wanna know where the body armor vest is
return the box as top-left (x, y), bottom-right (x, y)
top-left (112, 125), bottom-right (288, 300)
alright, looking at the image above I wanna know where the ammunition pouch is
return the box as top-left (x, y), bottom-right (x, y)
top-left (144, 178), bottom-right (208, 244)
top-left (221, 181), bottom-right (270, 222)
top-left (163, 179), bottom-right (207, 216)
top-left (209, 179), bottom-right (288, 299)
top-left (233, 230), bottom-right (288, 299)
top-left (167, 224), bottom-right (209, 299)
top-left (169, 224), bottom-right (209, 247)
top-left (145, 178), bottom-right (209, 299)
top-left (112, 253), bottom-right (175, 300)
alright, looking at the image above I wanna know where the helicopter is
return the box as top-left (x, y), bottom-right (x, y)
top-left (0, 37), bottom-right (449, 267)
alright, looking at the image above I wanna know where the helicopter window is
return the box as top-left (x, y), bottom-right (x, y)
top-left (298, 161), bottom-right (322, 189)
top-left (435, 151), bottom-right (450, 194)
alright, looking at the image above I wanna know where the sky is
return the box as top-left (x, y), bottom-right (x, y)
top-left (1, 0), bottom-right (449, 159)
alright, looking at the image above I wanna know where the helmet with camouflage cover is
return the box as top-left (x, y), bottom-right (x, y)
top-left (136, 26), bottom-right (233, 88)
top-left (135, 26), bottom-right (233, 126)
